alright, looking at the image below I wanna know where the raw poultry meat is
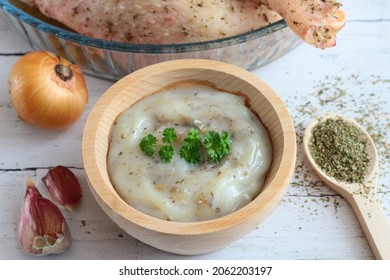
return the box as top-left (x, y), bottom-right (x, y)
top-left (20, 0), bottom-right (281, 43)
top-left (20, 0), bottom-right (345, 48)
top-left (263, 0), bottom-right (345, 48)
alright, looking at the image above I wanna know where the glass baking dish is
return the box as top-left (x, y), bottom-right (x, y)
top-left (0, 0), bottom-right (301, 81)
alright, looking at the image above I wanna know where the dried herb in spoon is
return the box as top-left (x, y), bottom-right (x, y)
top-left (308, 117), bottom-right (370, 184)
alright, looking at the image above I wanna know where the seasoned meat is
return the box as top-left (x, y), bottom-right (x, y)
top-left (21, 0), bottom-right (345, 48)
top-left (263, 0), bottom-right (345, 48)
top-left (21, 0), bottom-right (280, 43)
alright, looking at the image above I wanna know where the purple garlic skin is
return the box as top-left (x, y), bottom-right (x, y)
top-left (42, 166), bottom-right (81, 211)
top-left (18, 178), bottom-right (71, 256)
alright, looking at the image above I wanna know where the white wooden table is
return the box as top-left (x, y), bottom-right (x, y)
top-left (0, 0), bottom-right (389, 260)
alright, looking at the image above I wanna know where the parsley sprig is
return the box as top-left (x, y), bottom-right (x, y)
top-left (139, 134), bottom-right (157, 157)
top-left (204, 131), bottom-right (232, 163)
top-left (159, 127), bottom-right (177, 162)
top-left (139, 127), bottom-right (232, 164)
top-left (179, 128), bottom-right (202, 164)
top-left (139, 128), bottom-right (177, 162)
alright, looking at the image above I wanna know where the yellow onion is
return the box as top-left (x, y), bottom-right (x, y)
top-left (8, 51), bottom-right (88, 130)
top-left (18, 177), bottom-right (71, 255)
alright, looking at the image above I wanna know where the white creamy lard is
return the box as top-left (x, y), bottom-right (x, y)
top-left (107, 83), bottom-right (272, 222)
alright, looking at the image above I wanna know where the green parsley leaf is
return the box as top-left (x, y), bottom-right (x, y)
top-left (139, 134), bottom-right (157, 156)
top-left (184, 128), bottom-right (202, 147)
top-left (221, 131), bottom-right (232, 153)
top-left (204, 130), bottom-right (232, 163)
top-left (179, 143), bottom-right (201, 164)
top-left (159, 145), bottom-right (174, 163)
top-left (162, 127), bottom-right (177, 144)
top-left (179, 128), bottom-right (202, 164)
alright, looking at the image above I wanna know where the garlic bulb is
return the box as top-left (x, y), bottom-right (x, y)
top-left (42, 166), bottom-right (81, 211)
top-left (18, 177), bottom-right (71, 255)
top-left (8, 51), bottom-right (88, 130)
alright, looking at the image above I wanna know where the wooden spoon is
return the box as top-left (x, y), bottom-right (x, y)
top-left (303, 113), bottom-right (390, 259)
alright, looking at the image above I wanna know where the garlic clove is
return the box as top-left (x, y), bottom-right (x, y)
top-left (18, 177), bottom-right (71, 255)
top-left (42, 166), bottom-right (81, 211)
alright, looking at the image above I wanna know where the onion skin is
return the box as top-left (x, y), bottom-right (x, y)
top-left (8, 51), bottom-right (88, 130)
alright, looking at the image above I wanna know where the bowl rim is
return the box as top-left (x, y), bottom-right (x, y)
top-left (82, 59), bottom-right (296, 236)
top-left (0, 0), bottom-right (288, 53)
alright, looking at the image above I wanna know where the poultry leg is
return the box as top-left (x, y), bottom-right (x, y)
top-left (260, 0), bottom-right (345, 48)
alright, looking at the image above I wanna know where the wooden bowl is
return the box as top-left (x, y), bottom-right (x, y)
top-left (82, 59), bottom-right (296, 255)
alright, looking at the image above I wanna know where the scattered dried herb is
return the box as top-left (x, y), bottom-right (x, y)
top-left (284, 73), bottom-right (389, 215)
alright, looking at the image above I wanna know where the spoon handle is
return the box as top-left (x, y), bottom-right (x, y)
top-left (347, 192), bottom-right (390, 259)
